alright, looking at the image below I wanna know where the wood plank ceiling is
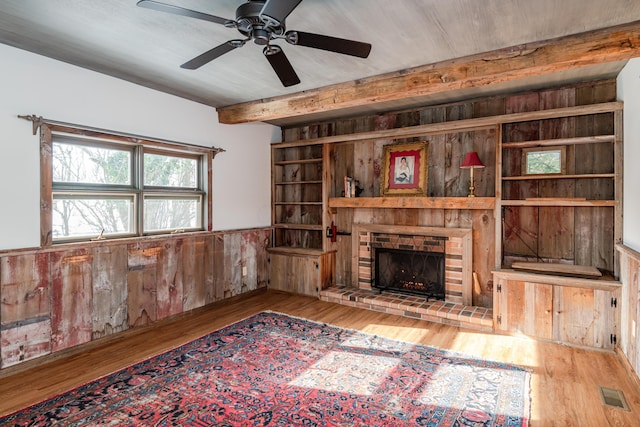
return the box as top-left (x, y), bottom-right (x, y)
top-left (1, 1), bottom-right (640, 126)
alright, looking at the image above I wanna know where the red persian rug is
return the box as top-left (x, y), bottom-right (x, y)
top-left (1, 311), bottom-right (530, 426)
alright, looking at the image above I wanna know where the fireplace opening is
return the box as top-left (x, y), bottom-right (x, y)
top-left (374, 247), bottom-right (445, 300)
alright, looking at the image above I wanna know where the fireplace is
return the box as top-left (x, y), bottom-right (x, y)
top-left (374, 248), bottom-right (445, 300)
top-left (354, 224), bottom-right (473, 305)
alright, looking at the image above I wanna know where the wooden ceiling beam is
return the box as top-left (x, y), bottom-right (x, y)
top-left (216, 21), bottom-right (640, 125)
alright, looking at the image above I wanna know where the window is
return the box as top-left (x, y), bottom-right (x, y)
top-left (47, 130), bottom-right (209, 243)
top-left (522, 146), bottom-right (566, 175)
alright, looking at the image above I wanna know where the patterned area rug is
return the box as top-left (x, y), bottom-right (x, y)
top-left (1, 311), bottom-right (530, 426)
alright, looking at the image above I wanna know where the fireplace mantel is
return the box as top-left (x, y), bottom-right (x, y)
top-left (352, 224), bottom-right (473, 305)
top-left (329, 197), bottom-right (495, 210)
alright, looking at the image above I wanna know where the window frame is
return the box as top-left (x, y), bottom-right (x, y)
top-left (40, 123), bottom-right (213, 245)
top-left (521, 146), bottom-right (567, 176)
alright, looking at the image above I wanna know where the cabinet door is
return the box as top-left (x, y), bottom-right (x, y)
top-left (495, 277), bottom-right (617, 349)
top-left (553, 286), bottom-right (614, 349)
top-left (269, 253), bottom-right (319, 296)
top-left (495, 279), bottom-right (553, 340)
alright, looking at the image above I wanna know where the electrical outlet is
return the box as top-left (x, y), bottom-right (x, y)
top-left (242, 266), bottom-right (247, 277)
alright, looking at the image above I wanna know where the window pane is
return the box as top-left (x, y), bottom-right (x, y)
top-left (52, 196), bottom-right (134, 239)
top-left (144, 153), bottom-right (198, 188)
top-left (144, 197), bottom-right (201, 232)
top-left (526, 150), bottom-right (562, 174)
top-left (53, 142), bottom-right (131, 185)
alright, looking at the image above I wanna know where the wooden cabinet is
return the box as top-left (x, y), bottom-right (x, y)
top-left (268, 248), bottom-right (335, 297)
top-left (493, 270), bottom-right (620, 349)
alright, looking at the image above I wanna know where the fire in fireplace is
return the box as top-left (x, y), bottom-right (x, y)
top-left (374, 247), bottom-right (445, 300)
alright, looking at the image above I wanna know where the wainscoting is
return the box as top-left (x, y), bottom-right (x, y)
top-left (0, 228), bottom-right (271, 370)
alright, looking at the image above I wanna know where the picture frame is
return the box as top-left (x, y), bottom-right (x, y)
top-left (381, 141), bottom-right (428, 197)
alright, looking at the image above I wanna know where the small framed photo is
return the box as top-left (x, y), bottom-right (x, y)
top-left (381, 141), bottom-right (428, 197)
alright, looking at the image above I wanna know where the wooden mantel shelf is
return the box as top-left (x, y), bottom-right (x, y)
top-left (328, 196), bottom-right (495, 210)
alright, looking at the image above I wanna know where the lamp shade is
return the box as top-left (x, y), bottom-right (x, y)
top-left (460, 151), bottom-right (485, 168)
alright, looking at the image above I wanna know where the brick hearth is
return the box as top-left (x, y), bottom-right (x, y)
top-left (320, 285), bottom-right (493, 332)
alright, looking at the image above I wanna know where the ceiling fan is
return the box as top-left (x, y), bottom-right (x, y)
top-left (137, 0), bottom-right (372, 87)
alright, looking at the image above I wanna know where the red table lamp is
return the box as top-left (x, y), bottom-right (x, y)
top-left (460, 151), bottom-right (485, 197)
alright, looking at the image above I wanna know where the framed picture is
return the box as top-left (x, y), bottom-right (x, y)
top-left (381, 141), bottom-right (428, 197)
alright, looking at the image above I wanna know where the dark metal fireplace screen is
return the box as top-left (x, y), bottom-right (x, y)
top-left (374, 247), bottom-right (445, 300)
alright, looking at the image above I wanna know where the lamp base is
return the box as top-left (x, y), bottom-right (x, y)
top-left (467, 169), bottom-right (476, 197)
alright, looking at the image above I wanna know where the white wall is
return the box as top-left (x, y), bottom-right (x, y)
top-left (0, 44), bottom-right (279, 251)
top-left (618, 58), bottom-right (640, 253)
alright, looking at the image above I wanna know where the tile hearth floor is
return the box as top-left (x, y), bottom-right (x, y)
top-left (319, 286), bottom-right (493, 332)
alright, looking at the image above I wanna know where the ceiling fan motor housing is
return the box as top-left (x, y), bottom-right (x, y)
top-left (236, 0), bottom-right (284, 44)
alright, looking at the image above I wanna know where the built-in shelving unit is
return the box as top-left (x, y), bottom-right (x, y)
top-left (270, 143), bottom-right (336, 297)
top-left (271, 144), bottom-right (324, 251)
top-left (270, 81), bottom-right (623, 322)
top-left (499, 101), bottom-right (622, 277)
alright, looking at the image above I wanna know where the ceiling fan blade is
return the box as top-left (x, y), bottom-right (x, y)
top-left (137, 0), bottom-right (231, 26)
top-left (286, 31), bottom-right (371, 58)
top-left (181, 40), bottom-right (245, 70)
top-left (263, 45), bottom-right (300, 87)
top-left (260, 0), bottom-right (303, 25)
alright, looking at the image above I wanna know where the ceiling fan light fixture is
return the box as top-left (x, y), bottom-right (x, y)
top-left (252, 28), bottom-right (271, 45)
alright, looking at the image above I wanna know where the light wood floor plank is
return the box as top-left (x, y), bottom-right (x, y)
top-left (0, 290), bottom-right (638, 426)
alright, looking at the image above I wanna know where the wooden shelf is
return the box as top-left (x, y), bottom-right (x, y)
top-left (328, 196), bottom-right (496, 210)
top-left (273, 223), bottom-right (323, 231)
top-left (273, 102), bottom-right (622, 148)
top-left (268, 246), bottom-right (325, 257)
top-left (273, 158), bottom-right (322, 165)
top-left (502, 173), bottom-right (614, 181)
top-left (502, 199), bottom-right (615, 207)
top-left (274, 201), bottom-right (322, 206)
top-left (502, 135), bottom-right (614, 149)
top-left (274, 180), bottom-right (323, 185)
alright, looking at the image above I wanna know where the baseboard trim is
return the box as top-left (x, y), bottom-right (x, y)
top-left (615, 347), bottom-right (640, 394)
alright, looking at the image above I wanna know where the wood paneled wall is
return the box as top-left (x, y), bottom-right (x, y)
top-left (0, 228), bottom-right (270, 369)
top-left (282, 79), bottom-right (617, 308)
top-left (617, 244), bottom-right (640, 387)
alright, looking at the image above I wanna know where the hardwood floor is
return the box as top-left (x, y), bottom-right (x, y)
top-left (0, 289), bottom-right (639, 426)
